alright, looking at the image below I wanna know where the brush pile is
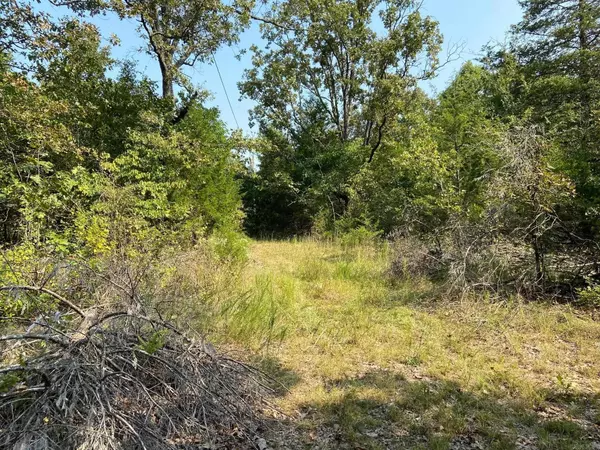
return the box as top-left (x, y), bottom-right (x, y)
top-left (0, 284), bottom-right (271, 449)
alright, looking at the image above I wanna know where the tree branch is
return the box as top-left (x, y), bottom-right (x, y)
top-left (0, 285), bottom-right (86, 318)
top-left (171, 91), bottom-right (199, 125)
top-left (0, 333), bottom-right (69, 346)
top-left (368, 116), bottom-right (387, 163)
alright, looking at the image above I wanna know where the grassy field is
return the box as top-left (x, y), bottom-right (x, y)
top-left (218, 240), bottom-right (600, 449)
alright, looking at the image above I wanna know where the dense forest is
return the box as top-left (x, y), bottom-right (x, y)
top-left (1, 0), bottom-right (600, 448)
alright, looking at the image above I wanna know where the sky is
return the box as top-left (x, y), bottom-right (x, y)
top-left (41, 0), bottom-right (524, 134)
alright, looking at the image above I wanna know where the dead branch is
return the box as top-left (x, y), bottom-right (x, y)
top-left (0, 315), bottom-right (273, 449)
top-left (0, 333), bottom-right (69, 346)
top-left (0, 285), bottom-right (86, 318)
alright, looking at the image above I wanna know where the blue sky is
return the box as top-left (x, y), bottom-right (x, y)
top-left (42, 0), bottom-right (524, 134)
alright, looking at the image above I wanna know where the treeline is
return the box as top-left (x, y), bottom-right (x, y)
top-left (241, 0), bottom-right (600, 299)
top-left (1, 0), bottom-right (250, 256)
top-left (1, 0), bottom-right (600, 296)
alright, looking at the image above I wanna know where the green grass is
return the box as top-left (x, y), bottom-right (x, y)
top-left (210, 240), bottom-right (600, 448)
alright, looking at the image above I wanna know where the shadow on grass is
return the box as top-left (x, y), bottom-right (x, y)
top-left (265, 369), bottom-right (600, 450)
top-left (254, 355), bottom-right (303, 395)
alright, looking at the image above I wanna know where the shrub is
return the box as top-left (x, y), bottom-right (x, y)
top-left (339, 226), bottom-right (382, 249)
top-left (577, 283), bottom-right (600, 307)
top-left (389, 236), bottom-right (448, 282)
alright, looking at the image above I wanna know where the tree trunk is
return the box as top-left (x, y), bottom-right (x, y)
top-left (578, 0), bottom-right (591, 132)
top-left (530, 156), bottom-right (546, 292)
top-left (159, 58), bottom-right (174, 100)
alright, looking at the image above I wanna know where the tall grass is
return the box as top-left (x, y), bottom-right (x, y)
top-left (218, 273), bottom-right (296, 349)
top-left (229, 238), bottom-right (600, 449)
top-left (151, 247), bottom-right (299, 350)
top-left (151, 237), bottom-right (600, 448)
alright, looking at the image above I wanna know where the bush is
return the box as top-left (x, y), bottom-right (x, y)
top-left (389, 237), bottom-right (449, 282)
top-left (389, 223), bottom-right (537, 298)
top-left (339, 226), bottom-right (382, 249)
top-left (208, 228), bottom-right (249, 263)
top-left (577, 283), bottom-right (600, 307)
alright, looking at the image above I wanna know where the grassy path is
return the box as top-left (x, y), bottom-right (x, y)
top-left (238, 241), bottom-right (600, 449)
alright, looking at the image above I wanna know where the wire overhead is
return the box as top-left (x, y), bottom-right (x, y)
top-left (212, 53), bottom-right (241, 129)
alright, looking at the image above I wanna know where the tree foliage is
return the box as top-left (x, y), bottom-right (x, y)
top-left (240, 0), bottom-right (444, 235)
top-left (513, 0), bottom-right (600, 230)
top-left (0, 2), bottom-right (244, 253)
top-left (110, 0), bottom-right (252, 100)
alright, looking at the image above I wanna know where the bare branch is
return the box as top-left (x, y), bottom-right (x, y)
top-left (0, 285), bottom-right (86, 318)
top-left (0, 333), bottom-right (69, 346)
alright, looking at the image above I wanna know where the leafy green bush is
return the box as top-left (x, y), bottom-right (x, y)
top-left (577, 283), bottom-right (600, 307)
top-left (208, 228), bottom-right (249, 263)
top-left (338, 226), bottom-right (382, 249)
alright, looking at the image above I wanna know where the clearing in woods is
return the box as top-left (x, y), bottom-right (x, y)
top-left (239, 240), bottom-right (600, 449)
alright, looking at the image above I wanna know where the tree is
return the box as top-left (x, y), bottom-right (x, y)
top-left (110, 0), bottom-right (251, 101)
top-left (30, 19), bottom-right (161, 159)
top-left (513, 0), bottom-right (600, 222)
top-left (487, 126), bottom-right (574, 291)
top-left (0, 61), bottom-right (97, 245)
top-left (349, 88), bottom-right (455, 234)
top-left (0, 1), bottom-right (54, 71)
top-left (240, 0), bottom-right (444, 234)
top-left (241, 0), bottom-right (442, 155)
top-left (0, 6), bottom-right (244, 248)
top-left (515, 0), bottom-right (600, 126)
top-left (241, 103), bottom-right (357, 236)
top-left (107, 102), bottom-right (243, 237)
top-left (434, 62), bottom-right (503, 216)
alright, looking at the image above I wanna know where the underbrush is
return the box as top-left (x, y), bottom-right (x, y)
top-left (3, 235), bottom-right (600, 448)
top-left (0, 232), bottom-right (276, 449)
top-left (389, 230), bottom-right (600, 307)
